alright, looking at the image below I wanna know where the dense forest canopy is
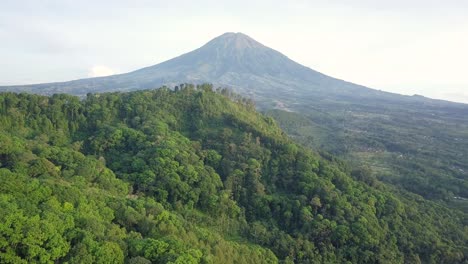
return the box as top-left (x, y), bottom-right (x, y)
top-left (0, 84), bottom-right (467, 263)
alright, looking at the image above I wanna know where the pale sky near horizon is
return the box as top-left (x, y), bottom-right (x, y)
top-left (1, 0), bottom-right (468, 103)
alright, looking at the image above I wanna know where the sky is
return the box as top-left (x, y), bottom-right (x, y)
top-left (1, 0), bottom-right (468, 103)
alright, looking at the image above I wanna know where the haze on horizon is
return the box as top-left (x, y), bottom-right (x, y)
top-left (1, 0), bottom-right (468, 103)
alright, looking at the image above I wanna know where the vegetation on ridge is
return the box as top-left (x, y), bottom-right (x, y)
top-left (0, 84), bottom-right (467, 263)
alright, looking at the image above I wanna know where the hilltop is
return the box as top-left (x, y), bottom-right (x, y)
top-left (0, 86), bottom-right (466, 263)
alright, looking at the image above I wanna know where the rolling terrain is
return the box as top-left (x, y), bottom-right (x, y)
top-left (0, 87), bottom-right (466, 263)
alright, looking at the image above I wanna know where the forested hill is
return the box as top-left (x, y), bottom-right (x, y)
top-left (0, 84), bottom-right (466, 263)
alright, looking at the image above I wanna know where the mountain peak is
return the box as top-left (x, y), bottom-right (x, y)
top-left (219, 32), bottom-right (247, 37)
top-left (205, 32), bottom-right (264, 50)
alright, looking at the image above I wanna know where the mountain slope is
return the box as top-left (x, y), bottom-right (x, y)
top-left (0, 86), bottom-right (467, 263)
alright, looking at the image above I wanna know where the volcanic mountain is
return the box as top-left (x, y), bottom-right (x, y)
top-left (0, 32), bottom-right (413, 108)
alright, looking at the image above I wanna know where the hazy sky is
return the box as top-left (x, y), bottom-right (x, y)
top-left (1, 0), bottom-right (468, 103)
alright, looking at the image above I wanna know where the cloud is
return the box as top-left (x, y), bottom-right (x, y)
top-left (88, 65), bottom-right (116, 77)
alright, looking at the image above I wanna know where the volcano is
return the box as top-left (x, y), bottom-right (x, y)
top-left (0, 33), bottom-right (385, 105)
top-left (0, 32), bottom-right (463, 109)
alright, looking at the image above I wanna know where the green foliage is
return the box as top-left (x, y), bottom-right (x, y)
top-left (266, 100), bottom-right (468, 210)
top-left (0, 87), bottom-right (466, 263)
